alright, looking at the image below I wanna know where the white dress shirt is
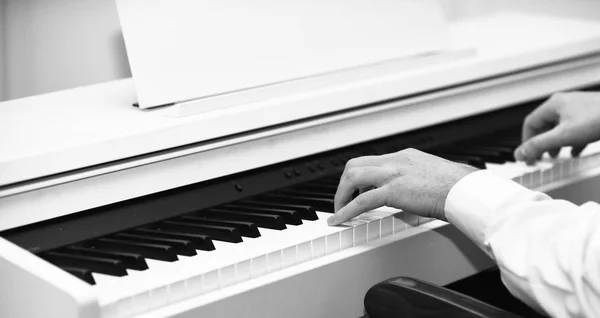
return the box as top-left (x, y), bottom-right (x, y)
top-left (445, 170), bottom-right (600, 318)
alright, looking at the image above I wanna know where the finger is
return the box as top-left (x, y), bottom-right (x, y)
top-left (515, 126), bottom-right (565, 164)
top-left (571, 144), bottom-right (587, 157)
top-left (345, 155), bottom-right (383, 169)
top-left (334, 167), bottom-right (389, 212)
top-left (328, 187), bottom-right (388, 226)
top-left (548, 148), bottom-right (560, 158)
top-left (358, 185), bottom-right (377, 195)
top-left (521, 96), bottom-right (561, 143)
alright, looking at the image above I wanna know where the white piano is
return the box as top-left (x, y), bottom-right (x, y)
top-left (2, 1), bottom-right (600, 317)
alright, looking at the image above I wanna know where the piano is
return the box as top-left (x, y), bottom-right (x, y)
top-left (2, 2), bottom-right (600, 317)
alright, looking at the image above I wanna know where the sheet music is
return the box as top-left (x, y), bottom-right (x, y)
top-left (116, 0), bottom-right (449, 108)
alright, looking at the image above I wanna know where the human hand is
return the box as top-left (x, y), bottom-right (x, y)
top-left (515, 92), bottom-right (600, 164)
top-left (327, 148), bottom-right (478, 226)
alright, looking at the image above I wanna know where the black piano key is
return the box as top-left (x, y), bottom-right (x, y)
top-left (472, 139), bottom-right (520, 148)
top-left (61, 266), bottom-right (96, 285)
top-left (204, 208), bottom-right (287, 230)
top-left (262, 193), bottom-right (335, 213)
top-left (42, 251), bottom-right (127, 277)
top-left (66, 246), bottom-right (148, 270)
top-left (437, 148), bottom-right (506, 164)
top-left (114, 233), bottom-right (197, 257)
top-left (131, 228), bottom-right (216, 251)
top-left (242, 200), bottom-right (319, 220)
top-left (95, 238), bottom-right (178, 262)
top-left (433, 153), bottom-right (486, 169)
top-left (224, 204), bottom-right (303, 225)
top-left (178, 216), bottom-right (260, 238)
top-left (160, 221), bottom-right (243, 243)
top-left (461, 145), bottom-right (516, 161)
top-left (279, 188), bottom-right (335, 200)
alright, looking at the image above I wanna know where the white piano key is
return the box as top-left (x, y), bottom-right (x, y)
top-left (236, 259), bottom-right (252, 283)
top-left (392, 212), bottom-right (408, 233)
top-left (381, 215), bottom-right (394, 238)
top-left (281, 246), bottom-right (297, 269)
top-left (367, 219), bottom-right (381, 242)
top-left (251, 255), bottom-right (267, 277)
top-left (266, 250), bottom-right (283, 273)
top-left (312, 237), bottom-right (326, 258)
top-left (131, 291), bottom-right (151, 315)
top-left (326, 233), bottom-right (341, 255)
top-left (297, 241), bottom-right (312, 264)
top-left (92, 272), bottom-right (120, 285)
top-left (405, 213), bottom-right (419, 227)
top-left (168, 279), bottom-right (187, 303)
top-left (219, 264), bottom-right (237, 288)
top-left (203, 270), bottom-right (219, 292)
top-left (340, 229), bottom-right (354, 251)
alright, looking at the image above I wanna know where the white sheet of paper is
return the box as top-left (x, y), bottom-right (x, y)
top-left (116, 0), bottom-right (449, 108)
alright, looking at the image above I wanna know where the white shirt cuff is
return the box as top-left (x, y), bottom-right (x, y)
top-left (444, 170), bottom-right (536, 252)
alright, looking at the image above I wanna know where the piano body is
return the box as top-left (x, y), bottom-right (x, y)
top-left (2, 2), bottom-right (600, 317)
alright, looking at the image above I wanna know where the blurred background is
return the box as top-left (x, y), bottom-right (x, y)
top-left (0, 0), bottom-right (599, 102)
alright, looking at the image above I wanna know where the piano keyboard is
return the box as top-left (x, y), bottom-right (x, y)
top-left (4, 95), bottom-right (600, 317)
top-left (13, 126), bottom-right (599, 317)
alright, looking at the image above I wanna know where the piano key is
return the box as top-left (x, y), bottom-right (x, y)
top-left (262, 193), bottom-right (335, 212)
top-left (42, 251), bottom-right (127, 277)
top-left (241, 200), bottom-right (319, 220)
top-left (65, 245), bottom-right (148, 270)
top-left (178, 215), bottom-right (260, 238)
top-left (433, 153), bottom-right (486, 169)
top-left (203, 208), bottom-right (287, 230)
top-left (469, 138), bottom-right (521, 148)
top-left (92, 272), bottom-right (121, 285)
top-left (114, 233), bottom-right (197, 257)
top-left (61, 266), bottom-right (96, 285)
top-left (160, 220), bottom-right (243, 243)
top-left (460, 145), bottom-right (515, 161)
top-left (95, 238), bottom-right (179, 262)
top-left (278, 188), bottom-right (335, 200)
top-left (437, 148), bottom-right (506, 163)
top-left (224, 204), bottom-right (303, 225)
top-left (130, 228), bottom-right (216, 251)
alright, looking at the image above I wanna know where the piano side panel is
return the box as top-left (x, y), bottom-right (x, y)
top-left (138, 222), bottom-right (494, 318)
top-left (0, 238), bottom-right (99, 318)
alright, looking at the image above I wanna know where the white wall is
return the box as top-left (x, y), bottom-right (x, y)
top-left (0, 0), bottom-right (6, 102)
top-left (3, 0), bottom-right (130, 101)
top-left (1, 0), bottom-right (600, 102)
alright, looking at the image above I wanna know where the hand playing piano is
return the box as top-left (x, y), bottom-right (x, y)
top-left (515, 92), bottom-right (600, 165)
top-left (328, 148), bottom-right (477, 226)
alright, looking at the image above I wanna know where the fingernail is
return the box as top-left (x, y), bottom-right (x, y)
top-left (514, 147), bottom-right (526, 161)
top-left (327, 215), bottom-right (337, 226)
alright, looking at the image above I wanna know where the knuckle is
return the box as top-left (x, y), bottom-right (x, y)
top-left (550, 92), bottom-right (572, 107)
top-left (354, 193), bottom-right (369, 206)
top-left (345, 158), bottom-right (359, 169)
top-left (344, 167), bottom-right (360, 181)
top-left (524, 114), bottom-right (534, 126)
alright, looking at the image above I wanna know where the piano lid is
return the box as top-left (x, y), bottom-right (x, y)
top-left (116, 0), bottom-right (450, 109)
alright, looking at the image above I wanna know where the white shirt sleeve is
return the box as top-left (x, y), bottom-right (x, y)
top-left (445, 170), bottom-right (600, 318)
